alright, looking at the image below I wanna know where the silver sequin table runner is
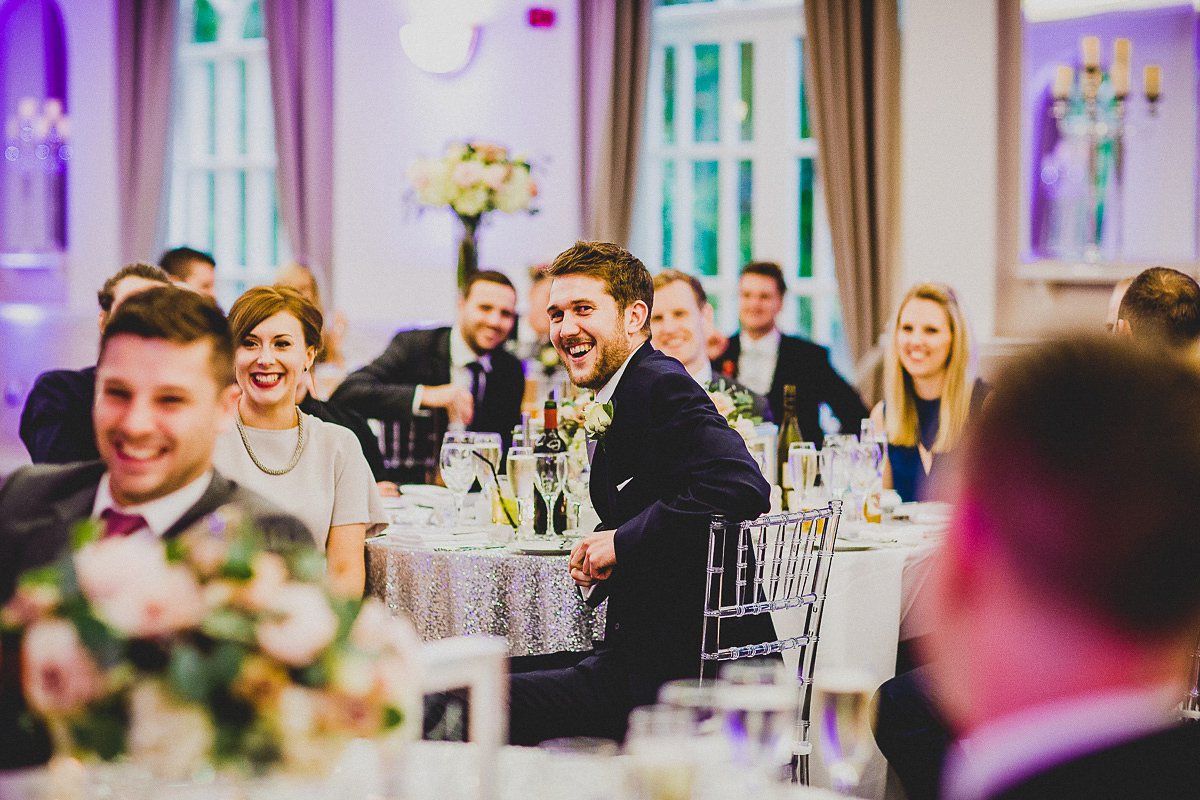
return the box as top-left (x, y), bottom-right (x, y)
top-left (367, 539), bottom-right (607, 656)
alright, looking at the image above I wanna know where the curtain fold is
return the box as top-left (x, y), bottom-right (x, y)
top-left (264, 0), bottom-right (335, 300)
top-left (579, 0), bottom-right (652, 245)
top-left (116, 0), bottom-right (177, 265)
top-left (804, 0), bottom-right (901, 387)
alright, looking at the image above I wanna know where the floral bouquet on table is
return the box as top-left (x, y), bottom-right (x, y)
top-left (406, 141), bottom-right (538, 287)
top-left (707, 379), bottom-right (762, 443)
top-left (0, 508), bottom-right (420, 782)
top-left (559, 391), bottom-right (613, 448)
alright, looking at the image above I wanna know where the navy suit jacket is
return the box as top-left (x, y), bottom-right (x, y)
top-left (0, 462), bottom-right (314, 769)
top-left (589, 342), bottom-right (774, 680)
top-left (330, 327), bottom-right (524, 483)
top-left (19, 366), bottom-right (99, 464)
top-left (714, 333), bottom-right (867, 445)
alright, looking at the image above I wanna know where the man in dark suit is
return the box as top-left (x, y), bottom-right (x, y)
top-left (330, 270), bottom-right (524, 484)
top-left (651, 269), bottom-right (771, 421)
top-left (506, 241), bottom-right (772, 745)
top-left (0, 286), bottom-right (312, 770)
top-left (917, 335), bottom-right (1200, 800)
top-left (712, 261), bottom-right (866, 444)
top-left (19, 263), bottom-right (172, 464)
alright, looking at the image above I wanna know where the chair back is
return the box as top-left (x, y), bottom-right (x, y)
top-left (700, 501), bottom-right (842, 782)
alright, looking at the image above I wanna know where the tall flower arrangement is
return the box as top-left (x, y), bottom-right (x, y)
top-left (0, 510), bottom-right (419, 781)
top-left (406, 141), bottom-right (538, 288)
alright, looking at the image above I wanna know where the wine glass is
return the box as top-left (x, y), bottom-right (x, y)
top-left (820, 441), bottom-right (852, 508)
top-left (848, 440), bottom-right (882, 523)
top-left (715, 661), bottom-right (800, 788)
top-left (505, 447), bottom-right (537, 538)
top-left (470, 432), bottom-right (503, 506)
top-left (439, 441), bottom-right (477, 528)
top-left (563, 449), bottom-right (591, 535)
top-left (787, 442), bottom-right (819, 509)
top-left (814, 669), bottom-right (877, 795)
top-left (533, 452), bottom-right (568, 538)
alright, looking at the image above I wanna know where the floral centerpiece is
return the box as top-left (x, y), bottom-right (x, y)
top-left (559, 391), bottom-right (613, 447)
top-left (0, 509), bottom-right (419, 782)
top-left (707, 379), bottom-right (761, 443)
top-left (407, 141), bottom-right (538, 288)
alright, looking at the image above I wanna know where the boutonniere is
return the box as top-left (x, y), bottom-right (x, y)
top-left (580, 400), bottom-right (614, 440)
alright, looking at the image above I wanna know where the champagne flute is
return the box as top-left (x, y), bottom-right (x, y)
top-left (471, 432), bottom-right (503, 508)
top-left (533, 452), bottom-right (568, 538)
top-left (814, 669), bottom-right (877, 795)
top-left (848, 441), bottom-right (881, 523)
top-left (563, 449), bottom-right (591, 534)
top-left (821, 442), bottom-right (852, 508)
top-left (625, 704), bottom-right (700, 800)
top-left (506, 447), bottom-right (537, 538)
top-left (788, 442), bottom-right (819, 508)
top-left (715, 661), bottom-right (799, 788)
top-left (439, 441), bottom-right (477, 528)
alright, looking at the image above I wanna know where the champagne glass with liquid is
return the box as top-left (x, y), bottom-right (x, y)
top-left (788, 442), bottom-right (819, 508)
top-left (505, 447), bottom-right (537, 538)
top-left (815, 669), bottom-right (877, 795)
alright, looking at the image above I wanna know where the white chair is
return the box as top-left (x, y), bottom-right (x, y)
top-left (700, 501), bottom-right (843, 784)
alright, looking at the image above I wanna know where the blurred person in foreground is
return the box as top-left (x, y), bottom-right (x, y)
top-left (159, 246), bottom-right (217, 300)
top-left (213, 287), bottom-right (386, 597)
top-left (925, 335), bottom-right (1200, 800)
top-left (1113, 266), bottom-right (1200, 352)
top-left (650, 269), bottom-right (770, 420)
top-left (331, 270), bottom-right (524, 484)
top-left (506, 242), bottom-right (772, 744)
top-left (870, 283), bottom-right (988, 503)
top-left (0, 286), bottom-right (312, 770)
top-left (20, 263), bottom-right (171, 464)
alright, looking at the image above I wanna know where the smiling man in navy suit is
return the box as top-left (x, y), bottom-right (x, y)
top-left (505, 241), bottom-right (772, 745)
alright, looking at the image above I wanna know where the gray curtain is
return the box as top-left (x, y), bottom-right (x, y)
top-left (804, 0), bottom-right (901, 394)
top-left (264, 0), bottom-right (334, 299)
top-left (579, 0), bottom-right (652, 245)
top-left (116, 0), bottom-right (177, 265)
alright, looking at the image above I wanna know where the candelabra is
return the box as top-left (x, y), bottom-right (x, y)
top-left (3, 97), bottom-right (71, 254)
top-left (1047, 37), bottom-right (1160, 264)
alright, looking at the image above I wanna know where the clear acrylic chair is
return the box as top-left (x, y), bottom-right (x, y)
top-left (700, 501), bottom-right (843, 784)
top-left (1181, 635), bottom-right (1200, 721)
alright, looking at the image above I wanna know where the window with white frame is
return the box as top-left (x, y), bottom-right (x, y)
top-left (166, 0), bottom-right (289, 308)
top-left (632, 0), bottom-right (849, 372)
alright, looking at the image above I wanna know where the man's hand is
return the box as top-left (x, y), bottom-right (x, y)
top-left (421, 384), bottom-right (474, 426)
top-left (569, 529), bottom-right (617, 586)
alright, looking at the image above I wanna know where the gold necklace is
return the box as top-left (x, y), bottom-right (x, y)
top-left (236, 407), bottom-right (306, 475)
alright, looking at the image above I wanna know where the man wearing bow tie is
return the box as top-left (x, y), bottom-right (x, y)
top-left (506, 241), bottom-right (773, 745)
top-left (331, 270), bottom-right (524, 484)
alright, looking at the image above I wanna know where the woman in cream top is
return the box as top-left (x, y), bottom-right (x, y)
top-left (214, 286), bottom-right (386, 597)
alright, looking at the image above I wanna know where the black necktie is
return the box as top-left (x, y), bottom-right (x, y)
top-left (467, 361), bottom-right (485, 409)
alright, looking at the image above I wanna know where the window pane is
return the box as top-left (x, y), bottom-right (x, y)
top-left (798, 157), bottom-right (814, 278)
top-left (193, 0), bottom-right (218, 43)
top-left (738, 160), bottom-right (752, 266)
top-left (796, 295), bottom-right (813, 339)
top-left (693, 160), bottom-right (719, 276)
top-left (243, 0), bottom-right (264, 39)
top-left (206, 62), bottom-right (217, 156)
top-left (237, 59), bottom-right (247, 155)
top-left (798, 38), bottom-right (811, 139)
top-left (694, 44), bottom-right (720, 143)
top-left (662, 159), bottom-right (675, 267)
top-left (238, 170), bottom-right (248, 265)
top-left (663, 47), bottom-right (676, 145)
top-left (206, 172), bottom-right (216, 251)
top-left (739, 42), bottom-right (753, 141)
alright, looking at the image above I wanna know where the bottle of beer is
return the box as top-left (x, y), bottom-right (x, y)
top-left (776, 384), bottom-right (803, 510)
top-left (533, 397), bottom-right (569, 535)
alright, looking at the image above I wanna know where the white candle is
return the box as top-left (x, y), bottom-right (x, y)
top-left (1053, 65), bottom-right (1073, 100)
top-left (1113, 38), bottom-right (1131, 67)
top-left (1112, 63), bottom-right (1129, 99)
top-left (1081, 36), bottom-right (1100, 70)
top-left (1144, 64), bottom-right (1161, 100)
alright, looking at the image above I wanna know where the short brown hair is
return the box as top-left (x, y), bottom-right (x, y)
top-left (739, 261), bottom-right (786, 297)
top-left (1117, 267), bottom-right (1200, 348)
top-left (463, 270), bottom-right (515, 299)
top-left (158, 247), bottom-right (215, 281)
top-left (546, 241), bottom-right (654, 334)
top-left (653, 269), bottom-right (707, 311)
top-left (228, 286), bottom-right (323, 351)
top-left (97, 263), bottom-right (171, 312)
top-left (963, 334), bottom-right (1200, 639)
top-left (100, 285), bottom-right (234, 386)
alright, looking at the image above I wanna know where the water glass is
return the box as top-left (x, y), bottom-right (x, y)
top-left (470, 432), bottom-right (503, 497)
top-left (625, 705), bottom-right (701, 800)
top-left (814, 669), bottom-right (877, 795)
top-left (533, 452), bottom-right (568, 537)
top-left (439, 442), bottom-right (477, 527)
top-left (563, 449), bottom-right (591, 534)
top-left (820, 443), bottom-right (852, 506)
top-left (787, 442), bottom-right (819, 509)
top-left (715, 661), bottom-right (800, 787)
top-left (848, 440), bottom-right (883, 522)
top-left (506, 447), bottom-right (537, 538)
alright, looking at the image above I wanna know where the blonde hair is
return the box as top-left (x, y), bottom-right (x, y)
top-left (883, 283), bottom-right (975, 452)
top-left (275, 262), bottom-right (322, 310)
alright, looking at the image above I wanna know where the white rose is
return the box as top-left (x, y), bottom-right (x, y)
top-left (709, 391), bottom-right (735, 419)
top-left (733, 416), bottom-right (758, 442)
top-left (256, 584), bottom-right (339, 668)
top-left (405, 158), bottom-right (432, 189)
top-left (452, 186), bottom-right (489, 217)
top-left (76, 538), bottom-right (205, 637)
top-left (495, 166), bottom-right (533, 213)
top-left (451, 160), bottom-right (484, 189)
top-left (481, 163), bottom-right (510, 191)
top-left (444, 142), bottom-right (468, 161)
top-left (584, 403), bottom-right (613, 437)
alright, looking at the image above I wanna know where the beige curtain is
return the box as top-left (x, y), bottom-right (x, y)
top-left (579, 0), bottom-right (652, 245)
top-left (804, 0), bottom-right (901, 398)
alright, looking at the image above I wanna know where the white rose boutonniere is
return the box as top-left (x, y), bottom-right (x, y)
top-left (582, 401), bottom-right (614, 440)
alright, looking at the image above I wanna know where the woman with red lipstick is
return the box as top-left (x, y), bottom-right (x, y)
top-left (214, 286), bottom-right (386, 597)
top-left (869, 283), bottom-right (987, 502)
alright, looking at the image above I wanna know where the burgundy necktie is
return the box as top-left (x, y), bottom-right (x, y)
top-left (100, 508), bottom-right (147, 538)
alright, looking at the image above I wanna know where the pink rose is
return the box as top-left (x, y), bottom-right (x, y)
top-left (74, 536), bottom-right (167, 602)
top-left (481, 163), bottom-right (510, 191)
top-left (405, 158), bottom-right (432, 189)
top-left (451, 160), bottom-right (484, 188)
top-left (75, 537), bottom-right (205, 637)
top-left (237, 552), bottom-right (289, 611)
top-left (256, 584), bottom-right (338, 668)
top-left (350, 598), bottom-right (419, 656)
top-left (1, 583), bottom-right (60, 628)
top-left (21, 619), bottom-right (104, 715)
top-left (470, 141), bottom-right (507, 162)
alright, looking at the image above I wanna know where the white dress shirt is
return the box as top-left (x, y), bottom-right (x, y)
top-left (690, 361), bottom-right (713, 388)
top-left (91, 471), bottom-right (214, 538)
top-left (941, 681), bottom-right (1185, 800)
top-left (412, 325), bottom-right (492, 421)
top-left (738, 328), bottom-right (780, 397)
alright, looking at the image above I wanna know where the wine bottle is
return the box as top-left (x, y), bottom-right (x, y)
top-left (777, 384), bottom-right (803, 510)
top-left (533, 398), bottom-right (569, 535)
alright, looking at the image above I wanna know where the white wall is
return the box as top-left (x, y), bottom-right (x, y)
top-left (898, 0), bottom-right (1000, 338)
top-left (332, 0), bottom-right (581, 336)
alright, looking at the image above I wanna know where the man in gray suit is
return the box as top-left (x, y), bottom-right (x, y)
top-left (0, 286), bottom-right (311, 769)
